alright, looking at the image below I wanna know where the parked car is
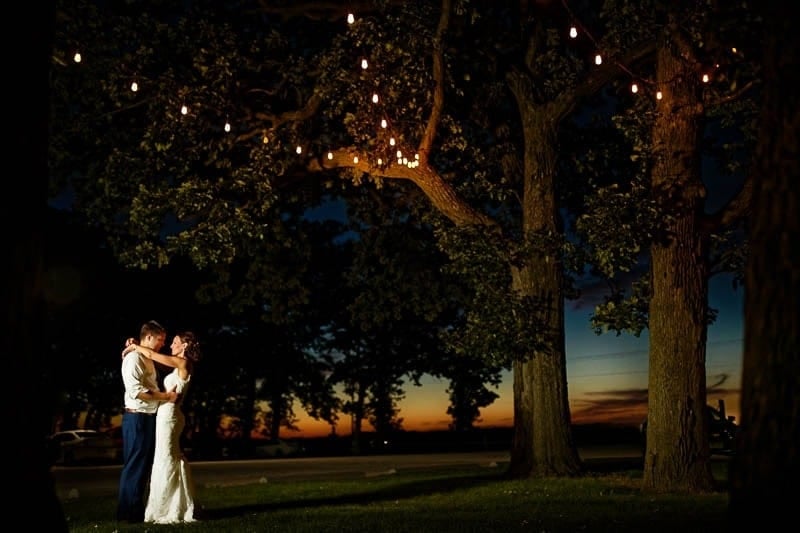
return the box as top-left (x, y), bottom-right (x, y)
top-left (639, 399), bottom-right (739, 455)
top-left (253, 439), bottom-right (304, 458)
top-left (47, 429), bottom-right (121, 465)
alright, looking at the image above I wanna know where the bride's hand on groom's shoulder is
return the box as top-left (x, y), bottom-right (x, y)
top-left (121, 339), bottom-right (138, 359)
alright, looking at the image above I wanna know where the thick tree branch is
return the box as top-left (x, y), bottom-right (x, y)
top-left (704, 79), bottom-right (758, 108)
top-left (556, 40), bottom-right (657, 121)
top-left (234, 93), bottom-right (323, 144)
top-left (306, 149), bottom-right (497, 228)
top-left (418, 0), bottom-right (450, 164)
top-left (701, 174), bottom-right (753, 233)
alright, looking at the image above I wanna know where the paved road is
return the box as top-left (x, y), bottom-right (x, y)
top-left (52, 445), bottom-right (641, 500)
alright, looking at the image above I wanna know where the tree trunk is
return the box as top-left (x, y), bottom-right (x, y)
top-left (507, 116), bottom-right (581, 478)
top-left (643, 40), bottom-right (714, 492)
top-left (729, 0), bottom-right (800, 521)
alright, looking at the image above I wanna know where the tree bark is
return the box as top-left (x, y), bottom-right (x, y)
top-left (507, 112), bottom-right (581, 478)
top-left (729, 0), bottom-right (800, 521)
top-left (643, 39), bottom-right (714, 492)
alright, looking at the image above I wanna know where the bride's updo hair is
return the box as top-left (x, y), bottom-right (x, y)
top-left (178, 331), bottom-right (202, 363)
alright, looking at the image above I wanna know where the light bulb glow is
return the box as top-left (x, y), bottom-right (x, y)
top-left (594, 54), bottom-right (602, 65)
top-left (380, 119), bottom-right (387, 128)
top-left (327, 152), bottom-right (333, 160)
top-left (631, 83), bottom-right (638, 93)
top-left (353, 156), bottom-right (359, 163)
top-left (396, 150), bottom-right (402, 158)
top-left (702, 74), bottom-right (709, 83)
top-left (389, 137), bottom-right (395, 146)
top-left (296, 146), bottom-right (302, 154)
top-left (377, 158), bottom-right (383, 165)
top-left (569, 26), bottom-right (577, 38)
top-left (180, 105), bottom-right (188, 115)
top-left (372, 93), bottom-right (379, 103)
top-left (347, 13), bottom-right (355, 24)
top-left (73, 52), bottom-right (82, 63)
top-left (224, 122), bottom-right (231, 132)
top-left (361, 59), bottom-right (368, 69)
top-left (130, 81), bottom-right (138, 92)
top-left (656, 91), bottom-right (663, 100)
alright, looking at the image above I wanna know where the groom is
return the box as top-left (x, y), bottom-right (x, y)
top-left (116, 320), bottom-right (179, 523)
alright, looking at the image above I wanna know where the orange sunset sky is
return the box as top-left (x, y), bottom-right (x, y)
top-left (289, 274), bottom-right (745, 438)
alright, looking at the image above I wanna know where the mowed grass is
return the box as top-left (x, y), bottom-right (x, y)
top-left (60, 462), bottom-right (732, 532)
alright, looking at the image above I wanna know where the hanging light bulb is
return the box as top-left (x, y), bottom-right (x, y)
top-left (656, 91), bottom-right (663, 100)
top-left (73, 52), bottom-right (82, 63)
top-left (396, 150), bottom-right (402, 159)
top-left (569, 26), bottom-right (577, 38)
top-left (702, 74), bottom-right (710, 83)
top-left (224, 121), bottom-right (231, 132)
top-left (389, 137), bottom-right (396, 146)
top-left (372, 93), bottom-right (379, 104)
top-left (380, 119), bottom-right (387, 129)
top-left (347, 13), bottom-right (355, 24)
top-left (180, 105), bottom-right (188, 115)
top-left (262, 133), bottom-right (269, 144)
top-left (377, 158), bottom-right (383, 165)
top-left (296, 145), bottom-right (302, 154)
top-left (130, 81), bottom-right (138, 92)
top-left (631, 83), bottom-right (638, 94)
top-left (353, 156), bottom-right (359, 163)
top-left (327, 151), bottom-right (333, 160)
top-left (594, 54), bottom-right (602, 65)
top-left (361, 58), bottom-right (368, 70)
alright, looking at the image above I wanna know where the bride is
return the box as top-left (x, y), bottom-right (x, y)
top-left (123, 331), bottom-right (201, 524)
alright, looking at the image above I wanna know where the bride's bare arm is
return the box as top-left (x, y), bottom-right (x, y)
top-left (122, 343), bottom-right (181, 368)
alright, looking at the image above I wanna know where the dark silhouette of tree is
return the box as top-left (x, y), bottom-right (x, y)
top-left (6, 0), bottom-right (67, 529)
top-left (729, 0), bottom-right (800, 521)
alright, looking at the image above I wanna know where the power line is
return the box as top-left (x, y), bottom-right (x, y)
top-left (569, 338), bottom-right (743, 362)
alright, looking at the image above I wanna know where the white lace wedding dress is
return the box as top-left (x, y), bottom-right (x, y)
top-left (144, 368), bottom-right (197, 524)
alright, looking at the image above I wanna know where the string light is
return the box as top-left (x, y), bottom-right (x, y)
top-left (389, 137), bottom-right (395, 146)
top-left (702, 74), bottom-right (709, 83)
top-left (594, 54), bottom-right (602, 65)
top-left (130, 81), bottom-right (138, 92)
top-left (372, 93), bottom-right (379, 103)
top-left (180, 105), bottom-right (188, 115)
top-left (380, 119), bottom-right (387, 128)
top-left (327, 151), bottom-right (333, 160)
top-left (569, 26), bottom-right (577, 38)
top-left (631, 83), bottom-right (638, 94)
top-left (73, 52), bottom-right (81, 63)
top-left (224, 121), bottom-right (231, 132)
top-left (656, 91), bottom-right (663, 100)
top-left (353, 156), bottom-right (359, 163)
top-left (262, 132), bottom-right (269, 144)
top-left (361, 58), bottom-right (368, 70)
top-left (347, 13), bottom-right (355, 24)
top-left (296, 145), bottom-right (302, 154)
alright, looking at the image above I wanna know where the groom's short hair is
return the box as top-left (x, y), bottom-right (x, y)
top-left (140, 320), bottom-right (166, 341)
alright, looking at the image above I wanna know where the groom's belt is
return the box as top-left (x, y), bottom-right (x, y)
top-left (125, 408), bottom-right (156, 415)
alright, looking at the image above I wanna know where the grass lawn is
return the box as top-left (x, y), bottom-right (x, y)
top-left (60, 461), bottom-right (731, 532)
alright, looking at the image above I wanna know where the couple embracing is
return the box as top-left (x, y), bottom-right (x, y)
top-left (116, 319), bottom-right (202, 524)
